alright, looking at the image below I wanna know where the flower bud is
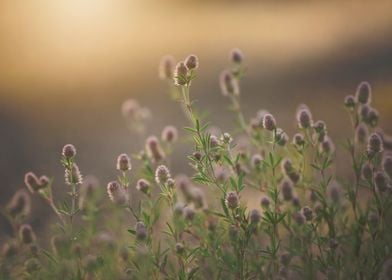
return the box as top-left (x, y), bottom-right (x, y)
top-left (292, 133), bottom-right (305, 147)
top-left (262, 113), bottom-right (276, 131)
top-left (161, 125), bottom-right (178, 143)
top-left (302, 206), bottom-right (313, 221)
top-left (221, 132), bottom-right (233, 144)
top-left (19, 224), bottom-right (36, 244)
top-left (281, 180), bottom-right (293, 201)
top-left (225, 191), bottom-right (239, 209)
top-left (116, 153), bottom-right (132, 171)
top-left (249, 209), bottom-right (261, 224)
top-left (62, 144), bottom-right (76, 159)
top-left (135, 221), bottom-right (147, 241)
top-left (344, 95), bottom-right (356, 109)
top-left (220, 70), bottom-right (239, 96)
top-left (230, 48), bottom-right (243, 64)
top-left (367, 133), bottom-right (383, 158)
top-left (275, 128), bottom-right (289, 146)
top-left (146, 136), bottom-right (165, 162)
top-left (260, 196), bottom-right (270, 208)
top-left (355, 81), bottom-right (372, 104)
top-left (375, 172), bottom-right (388, 192)
top-left (355, 123), bottom-right (368, 144)
top-left (174, 62), bottom-right (188, 86)
top-left (185, 54), bottom-right (199, 70)
top-left (159, 55), bottom-right (175, 80)
top-left (155, 165), bottom-right (171, 185)
top-left (383, 156), bottom-right (392, 180)
top-left (107, 181), bottom-right (128, 205)
top-left (136, 179), bottom-right (150, 194)
top-left (313, 120), bottom-right (326, 134)
top-left (365, 108), bottom-right (379, 127)
top-left (65, 164), bottom-right (83, 185)
top-left (319, 136), bottom-right (335, 155)
top-left (359, 104), bottom-right (370, 120)
top-left (251, 154), bottom-right (263, 169)
top-left (7, 190), bottom-right (31, 218)
top-left (296, 107), bottom-right (313, 129)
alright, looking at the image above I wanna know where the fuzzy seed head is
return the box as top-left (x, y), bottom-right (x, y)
top-left (262, 113), bottom-right (276, 131)
top-left (185, 54), bottom-right (199, 70)
top-left (175, 243), bottom-right (185, 254)
top-left (292, 196), bottom-right (301, 208)
top-left (19, 224), bottom-right (36, 244)
top-left (344, 95), bottom-right (356, 109)
top-left (302, 206), bottom-right (313, 221)
top-left (281, 180), bottom-right (293, 201)
top-left (159, 55), bottom-right (175, 80)
top-left (220, 70), bottom-right (239, 96)
top-left (355, 81), bottom-right (372, 104)
top-left (107, 181), bottom-right (128, 205)
top-left (275, 128), bottom-right (289, 146)
top-left (367, 133), bottom-right (383, 158)
top-left (146, 136), bottom-right (165, 162)
top-left (210, 135), bottom-right (220, 148)
top-left (65, 164), bottom-right (83, 185)
top-left (249, 209), bottom-right (261, 224)
top-left (366, 108), bottom-right (379, 127)
top-left (355, 123), bottom-right (369, 144)
top-left (362, 163), bottom-right (373, 181)
top-left (135, 221), bottom-right (147, 241)
top-left (62, 144), bottom-right (76, 159)
top-left (136, 179), bottom-right (150, 194)
top-left (7, 190), bottom-right (31, 218)
top-left (296, 108), bottom-right (313, 129)
top-left (173, 61), bottom-right (188, 86)
top-left (251, 154), bottom-right (263, 168)
top-left (225, 191), bottom-right (239, 209)
top-left (383, 156), bottom-right (392, 180)
top-left (117, 153), bottom-right (132, 171)
top-left (230, 48), bottom-right (243, 64)
top-left (319, 136), bottom-right (335, 155)
top-left (261, 196), bottom-right (270, 208)
top-left (161, 125), bottom-right (178, 143)
top-left (293, 133), bottom-right (305, 147)
top-left (375, 172), bottom-right (388, 192)
top-left (155, 165), bottom-right (171, 185)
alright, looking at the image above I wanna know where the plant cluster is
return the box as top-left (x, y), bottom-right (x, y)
top-left (1, 49), bottom-right (392, 280)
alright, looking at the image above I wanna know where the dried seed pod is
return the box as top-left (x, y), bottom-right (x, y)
top-left (185, 54), bottom-right (199, 70)
top-left (107, 181), bottom-right (128, 205)
top-left (159, 55), bottom-right (175, 80)
top-left (117, 153), bottom-right (132, 171)
top-left (62, 144), bottom-right (76, 159)
top-left (220, 70), bottom-right (239, 96)
top-left (65, 164), bottom-right (83, 185)
top-left (161, 125), bottom-right (178, 143)
top-left (355, 81), bottom-right (372, 104)
top-left (155, 165), bottom-right (171, 185)
top-left (225, 191), bottom-right (239, 209)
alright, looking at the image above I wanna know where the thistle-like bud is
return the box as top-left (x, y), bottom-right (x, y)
top-left (24, 172), bottom-right (41, 193)
top-left (65, 164), bottom-right (83, 185)
top-left (296, 107), bottom-right (313, 129)
top-left (365, 108), bottom-right (379, 127)
top-left (116, 153), bottom-right (132, 171)
top-left (355, 123), bottom-right (368, 144)
top-left (367, 133), bottom-right (383, 158)
top-left (359, 104), bottom-right (370, 120)
top-left (368, 212), bottom-right (379, 228)
top-left (293, 212), bottom-right (305, 225)
top-left (281, 180), bottom-right (293, 201)
top-left (135, 221), bottom-right (147, 241)
top-left (183, 207), bottom-right (196, 221)
top-left (344, 95), bottom-right (356, 109)
top-left (355, 81), bottom-right (372, 104)
top-left (155, 165), bottom-right (171, 185)
top-left (249, 209), bottom-right (261, 224)
top-left (313, 120), bottom-right (326, 134)
top-left (260, 196), bottom-right (270, 208)
top-left (146, 136), bottom-right (165, 162)
top-left (262, 113), bottom-right (276, 131)
top-left (7, 190), bottom-right (31, 218)
top-left (251, 154), bottom-right (263, 169)
top-left (159, 55), bottom-right (175, 80)
top-left (319, 136), bottom-right (335, 155)
top-left (292, 133), bottom-right (305, 147)
top-left (107, 181), bottom-right (128, 205)
top-left (275, 128), bottom-right (289, 146)
top-left (230, 48), bottom-right (243, 64)
top-left (225, 191), bottom-right (239, 209)
top-left (62, 144), bottom-right (76, 159)
top-left (375, 172), bottom-right (388, 192)
top-left (161, 125), bottom-right (178, 143)
top-left (19, 224), bottom-right (36, 244)
top-left (383, 156), bottom-right (392, 180)
top-left (185, 54), bottom-right (199, 70)
top-left (175, 243), bottom-right (185, 254)
top-left (302, 206), bottom-right (313, 221)
top-left (220, 70), bottom-right (239, 96)
top-left (362, 163), bottom-right (373, 181)
top-left (136, 179), bottom-right (150, 194)
top-left (173, 61), bottom-right (188, 86)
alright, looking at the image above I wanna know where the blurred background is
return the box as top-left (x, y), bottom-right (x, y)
top-left (1, 0), bottom-right (392, 238)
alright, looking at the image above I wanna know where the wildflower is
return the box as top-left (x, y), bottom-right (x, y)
top-left (260, 196), bottom-right (270, 208)
top-left (249, 209), bottom-right (261, 224)
top-left (296, 106), bottom-right (313, 129)
top-left (220, 70), bottom-right (239, 96)
top-left (362, 163), bottom-right (373, 181)
top-left (355, 81), bottom-right (372, 104)
top-left (173, 61), bottom-right (188, 86)
top-left (355, 123), bottom-right (368, 144)
top-left (251, 154), bottom-right (263, 169)
top-left (319, 136), bottom-right (335, 155)
top-left (225, 191), bottom-right (239, 209)
top-left (19, 224), bottom-right (36, 244)
top-left (135, 221), bottom-right (147, 241)
top-left (161, 125), bottom-right (178, 143)
top-left (262, 113), bottom-right (276, 131)
top-left (359, 104), bottom-right (370, 120)
top-left (155, 165), bottom-right (171, 185)
top-left (167, 178), bottom-right (175, 188)
top-left (302, 206), bottom-right (313, 221)
top-left (293, 212), bottom-right (305, 225)
top-left (185, 54), bottom-right (199, 70)
top-left (313, 120), bottom-right (326, 134)
top-left (24, 172), bottom-right (41, 193)
top-left (375, 172), bottom-right (388, 192)
top-left (275, 128), bottom-right (288, 146)
top-left (62, 144), bottom-right (76, 159)
top-left (65, 164), bottom-right (83, 185)
top-left (107, 181), bottom-right (128, 205)
top-left (136, 179), bottom-right (150, 194)
top-left (221, 132), bottom-right (233, 144)
top-left (344, 95), bottom-right (356, 109)
top-left (230, 48), bottom-right (243, 64)
top-left (367, 133), bottom-right (383, 158)
top-left (175, 243), bottom-right (185, 254)
top-left (210, 135), bottom-right (220, 148)
top-left (192, 151), bottom-right (202, 161)
top-left (292, 133), bottom-right (305, 147)
top-left (281, 180), bottom-right (293, 201)
top-left (7, 190), bottom-right (31, 218)
top-left (183, 207), bottom-right (196, 221)
top-left (145, 136), bottom-right (165, 162)
top-left (159, 55), bottom-right (175, 80)
top-left (365, 108), bottom-right (379, 127)
top-left (116, 153), bottom-right (132, 171)
top-left (383, 156), bottom-right (392, 180)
